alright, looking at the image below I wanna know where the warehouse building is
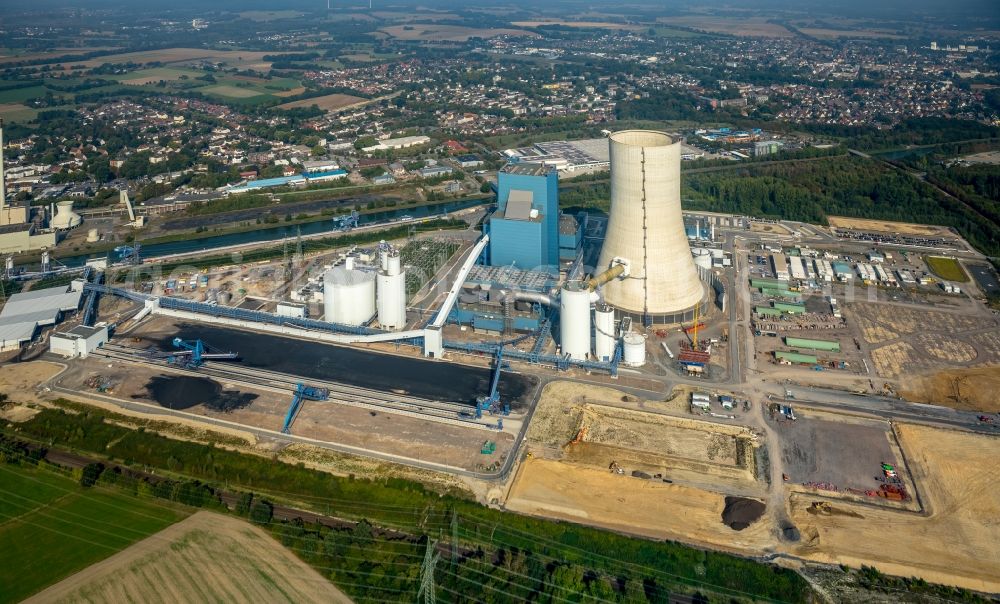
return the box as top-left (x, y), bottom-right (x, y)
top-left (0, 282), bottom-right (83, 351)
top-left (784, 337), bottom-right (841, 352)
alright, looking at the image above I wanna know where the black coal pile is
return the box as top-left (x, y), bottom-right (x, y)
top-left (143, 376), bottom-right (256, 412)
top-left (721, 496), bottom-right (766, 531)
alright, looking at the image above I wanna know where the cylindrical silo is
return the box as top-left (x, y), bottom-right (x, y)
top-left (594, 302), bottom-right (616, 362)
top-left (692, 248), bottom-right (713, 270)
top-left (560, 281), bottom-right (592, 361)
top-left (622, 332), bottom-right (647, 367)
top-left (324, 265), bottom-right (376, 325)
top-left (377, 249), bottom-right (406, 330)
top-left (597, 130), bottom-right (704, 324)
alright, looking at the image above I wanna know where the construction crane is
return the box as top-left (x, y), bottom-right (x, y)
top-left (282, 383), bottom-right (330, 434)
top-left (168, 338), bottom-right (239, 368)
top-left (475, 347), bottom-right (509, 419)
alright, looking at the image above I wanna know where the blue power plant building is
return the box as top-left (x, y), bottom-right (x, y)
top-left (487, 163), bottom-right (560, 271)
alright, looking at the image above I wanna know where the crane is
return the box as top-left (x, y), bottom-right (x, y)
top-left (475, 347), bottom-right (509, 419)
top-left (282, 383), bottom-right (330, 434)
top-left (168, 338), bottom-right (238, 368)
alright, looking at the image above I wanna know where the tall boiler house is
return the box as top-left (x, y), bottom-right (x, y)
top-left (596, 130), bottom-right (704, 324)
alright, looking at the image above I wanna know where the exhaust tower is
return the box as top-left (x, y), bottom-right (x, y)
top-left (596, 130), bottom-right (703, 324)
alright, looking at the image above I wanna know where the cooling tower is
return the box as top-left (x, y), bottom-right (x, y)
top-left (597, 130), bottom-right (703, 323)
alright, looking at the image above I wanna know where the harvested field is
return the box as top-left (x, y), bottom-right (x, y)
top-left (118, 67), bottom-right (197, 85)
top-left (24, 511), bottom-right (353, 604)
top-left (654, 16), bottom-right (792, 37)
top-left (278, 93), bottom-right (366, 111)
top-left (789, 423), bottom-right (1000, 593)
top-left (798, 27), bottom-right (903, 39)
top-left (0, 102), bottom-right (37, 123)
top-left (273, 86), bottom-right (307, 98)
top-left (506, 458), bottom-right (773, 553)
top-left (379, 25), bottom-right (538, 42)
top-left (899, 366), bottom-right (1000, 412)
top-left (827, 216), bottom-right (948, 236)
top-left (239, 10), bottom-right (304, 21)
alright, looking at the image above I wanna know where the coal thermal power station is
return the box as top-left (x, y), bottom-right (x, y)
top-left (597, 130), bottom-right (704, 324)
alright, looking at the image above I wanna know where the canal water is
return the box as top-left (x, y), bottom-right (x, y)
top-left (58, 198), bottom-right (489, 267)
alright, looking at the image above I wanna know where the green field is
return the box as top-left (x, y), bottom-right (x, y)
top-left (0, 85), bottom-right (49, 104)
top-left (0, 463), bottom-right (188, 603)
top-left (925, 255), bottom-right (969, 282)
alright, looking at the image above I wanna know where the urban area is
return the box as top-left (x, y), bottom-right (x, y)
top-left (1, 1), bottom-right (999, 603)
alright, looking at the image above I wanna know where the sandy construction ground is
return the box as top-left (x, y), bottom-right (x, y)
top-left (24, 511), bottom-right (353, 604)
top-left (278, 93), bottom-right (367, 111)
top-left (506, 458), bottom-right (773, 554)
top-left (827, 216), bottom-right (949, 236)
top-left (900, 366), bottom-right (1000, 412)
top-left (0, 361), bottom-right (63, 403)
top-left (789, 424), bottom-right (1000, 593)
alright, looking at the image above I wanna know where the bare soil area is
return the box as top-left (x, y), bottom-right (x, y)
top-left (0, 361), bottom-right (63, 403)
top-left (24, 511), bottom-right (353, 604)
top-left (900, 366), bottom-right (1000, 412)
top-left (827, 216), bottom-right (949, 236)
top-left (506, 458), bottom-right (773, 554)
top-left (278, 93), bottom-right (366, 111)
top-left (788, 424), bottom-right (1000, 593)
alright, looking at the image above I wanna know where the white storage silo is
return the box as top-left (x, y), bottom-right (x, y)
top-left (597, 130), bottom-right (704, 323)
top-left (377, 249), bottom-right (407, 330)
top-left (324, 265), bottom-right (376, 326)
top-left (594, 303), bottom-right (616, 362)
top-left (559, 281), bottom-right (592, 361)
top-left (622, 332), bottom-right (647, 367)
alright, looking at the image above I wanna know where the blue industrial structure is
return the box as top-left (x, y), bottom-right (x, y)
top-left (168, 337), bottom-right (238, 368)
top-left (558, 214), bottom-right (583, 261)
top-left (282, 383), bottom-right (330, 434)
top-left (487, 163), bottom-right (559, 271)
top-left (475, 347), bottom-right (510, 418)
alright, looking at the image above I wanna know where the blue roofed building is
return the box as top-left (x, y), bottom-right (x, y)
top-left (487, 163), bottom-right (559, 272)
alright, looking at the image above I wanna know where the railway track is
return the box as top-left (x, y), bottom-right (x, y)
top-left (95, 343), bottom-right (497, 430)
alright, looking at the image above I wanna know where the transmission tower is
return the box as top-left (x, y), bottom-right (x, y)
top-left (417, 539), bottom-right (439, 604)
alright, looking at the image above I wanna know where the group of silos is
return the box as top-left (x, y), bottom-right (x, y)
top-left (558, 130), bottom-right (705, 367)
top-left (322, 242), bottom-right (407, 330)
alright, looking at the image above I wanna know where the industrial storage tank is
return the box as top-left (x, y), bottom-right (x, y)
top-left (594, 303), bottom-right (616, 362)
top-left (217, 291), bottom-right (232, 306)
top-left (559, 281), bottom-right (592, 361)
top-left (377, 248), bottom-right (407, 330)
top-left (86, 228), bottom-right (99, 243)
top-left (597, 130), bottom-right (704, 323)
top-left (323, 264), bottom-right (376, 326)
top-left (622, 332), bottom-right (647, 367)
top-left (51, 200), bottom-right (83, 230)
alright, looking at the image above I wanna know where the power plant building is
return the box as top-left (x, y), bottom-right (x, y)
top-left (595, 131), bottom-right (704, 324)
top-left (487, 163), bottom-right (559, 271)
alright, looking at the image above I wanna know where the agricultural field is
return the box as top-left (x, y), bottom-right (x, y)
top-left (380, 24), bottom-right (539, 42)
top-left (51, 48), bottom-right (288, 71)
top-left (238, 10), bottom-right (305, 22)
top-left (198, 84), bottom-right (268, 99)
top-left (511, 20), bottom-right (642, 30)
top-left (112, 67), bottom-right (202, 86)
top-left (924, 255), bottom-right (969, 282)
top-left (0, 464), bottom-right (188, 603)
top-left (654, 16), bottom-right (793, 37)
top-left (0, 102), bottom-right (38, 123)
top-left (278, 93), bottom-right (366, 112)
top-left (23, 511), bottom-right (353, 604)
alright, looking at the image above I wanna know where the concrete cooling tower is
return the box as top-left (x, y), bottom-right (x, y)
top-left (596, 130), bottom-right (703, 324)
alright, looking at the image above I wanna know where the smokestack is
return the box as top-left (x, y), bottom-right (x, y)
top-left (0, 119), bottom-right (6, 220)
top-left (597, 130), bottom-right (704, 324)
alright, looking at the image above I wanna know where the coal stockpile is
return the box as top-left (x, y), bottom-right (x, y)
top-left (143, 376), bottom-right (257, 412)
top-left (162, 325), bottom-right (537, 408)
top-left (721, 496), bottom-right (766, 531)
